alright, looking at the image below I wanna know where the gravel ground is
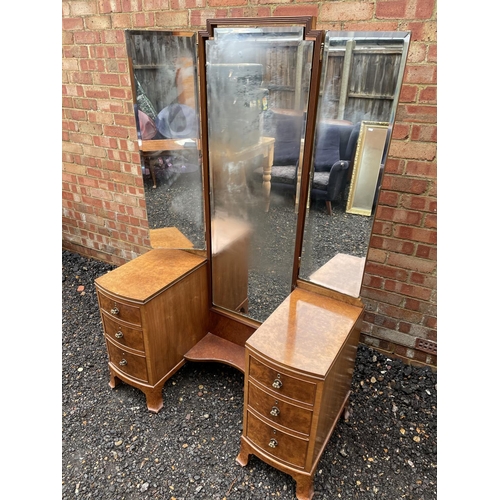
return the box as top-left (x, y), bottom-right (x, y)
top-left (62, 249), bottom-right (437, 499)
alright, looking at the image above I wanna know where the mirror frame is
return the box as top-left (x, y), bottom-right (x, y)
top-left (197, 17), bottom-right (324, 320)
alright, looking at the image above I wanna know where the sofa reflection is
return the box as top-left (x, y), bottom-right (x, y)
top-left (309, 121), bottom-right (360, 215)
top-left (251, 108), bottom-right (361, 215)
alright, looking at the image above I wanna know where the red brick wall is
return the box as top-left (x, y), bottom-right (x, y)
top-left (62, 0), bottom-right (437, 367)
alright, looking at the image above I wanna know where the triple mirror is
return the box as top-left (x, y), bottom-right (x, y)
top-left (126, 24), bottom-right (410, 324)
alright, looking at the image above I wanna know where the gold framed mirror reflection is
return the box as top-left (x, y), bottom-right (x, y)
top-left (346, 121), bottom-right (389, 217)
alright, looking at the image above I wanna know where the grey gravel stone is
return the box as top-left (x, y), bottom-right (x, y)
top-left (62, 249), bottom-right (437, 499)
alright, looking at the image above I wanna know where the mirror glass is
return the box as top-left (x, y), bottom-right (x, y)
top-left (206, 27), bottom-right (313, 322)
top-left (299, 31), bottom-right (410, 297)
top-left (125, 30), bottom-right (206, 250)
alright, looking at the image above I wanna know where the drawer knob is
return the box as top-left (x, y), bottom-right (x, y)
top-left (272, 378), bottom-right (282, 389)
top-left (268, 438), bottom-right (278, 448)
top-left (110, 307), bottom-right (120, 315)
top-left (119, 359), bottom-right (127, 366)
top-left (270, 406), bottom-right (280, 417)
top-left (115, 330), bottom-right (124, 339)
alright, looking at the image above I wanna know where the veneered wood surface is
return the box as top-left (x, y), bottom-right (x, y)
top-left (208, 309), bottom-right (258, 347)
top-left (237, 435), bottom-right (315, 500)
top-left (149, 227), bottom-right (195, 249)
top-left (101, 315), bottom-right (145, 352)
top-left (248, 355), bottom-right (317, 405)
top-left (246, 410), bottom-right (309, 469)
top-left (184, 332), bottom-right (245, 372)
top-left (211, 218), bottom-right (251, 312)
top-left (142, 262), bottom-right (209, 383)
top-left (308, 322), bottom-right (360, 469)
top-left (97, 293), bottom-right (142, 325)
top-left (96, 250), bottom-right (210, 411)
top-left (247, 382), bottom-right (313, 435)
top-left (106, 339), bottom-right (148, 383)
top-left (246, 288), bottom-right (363, 376)
top-left (95, 249), bottom-right (206, 303)
top-left (309, 253), bottom-right (366, 298)
top-left (240, 287), bottom-right (364, 493)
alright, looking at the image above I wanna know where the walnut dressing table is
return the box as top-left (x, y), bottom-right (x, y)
top-left (101, 17), bottom-right (410, 500)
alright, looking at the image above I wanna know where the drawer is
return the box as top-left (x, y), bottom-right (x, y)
top-left (106, 339), bottom-right (148, 383)
top-left (102, 315), bottom-right (145, 352)
top-left (98, 293), bottom-right (142, 326)
top-left (246, 410), bottom-right (309, 469)
top-left (248, 356), bottom-right (316, 405)
top-left (248, 382), bottom-right (313, 435)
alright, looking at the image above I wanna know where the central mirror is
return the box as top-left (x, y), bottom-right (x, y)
top-left (204, 26), bottom-right (315, 322)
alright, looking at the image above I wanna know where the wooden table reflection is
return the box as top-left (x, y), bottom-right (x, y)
top-left (209, 136), bottom-right (275, 212)
top-left (139, 138), bottom-right (200, 188)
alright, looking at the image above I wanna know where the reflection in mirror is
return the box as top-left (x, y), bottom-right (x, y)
top-left (346, 121), bottom-right (389, 216)
top-left (299, 31), bottom-right (410, 297)
top-left (206, 27), bottom-right (313, 322)
top-left (125, 30), bottom-right (206, 250)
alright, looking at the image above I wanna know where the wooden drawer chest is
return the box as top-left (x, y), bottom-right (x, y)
top-left (237, 288), bottom-right (364, 499)
top-left (95, 249), bottom-right (209, 412)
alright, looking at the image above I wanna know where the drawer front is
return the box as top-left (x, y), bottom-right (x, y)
top-left (98, 293), bottom-right (142, 326)
top-left (102, 315), bottom-right (145, 352)
top-left (106, 340), bottom-right (148, 383)
top-left (246, 411), bottom-right (308, 469)
top-left (248, 382), bottom-right (313, 435)
top-left (248, 356), bottom-right (316, 405)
